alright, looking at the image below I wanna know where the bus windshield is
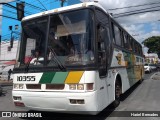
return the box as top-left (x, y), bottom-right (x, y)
top-left (18, 9), bottom-right (95, 70)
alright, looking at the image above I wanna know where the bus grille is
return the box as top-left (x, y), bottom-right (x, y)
top-left (26, 84), bottom-right (41, 89)
top-left (46, 84), bottom-right (65, 90)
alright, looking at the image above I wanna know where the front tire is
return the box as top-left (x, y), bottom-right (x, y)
top-left (112, 79), bottom-right (122, 108)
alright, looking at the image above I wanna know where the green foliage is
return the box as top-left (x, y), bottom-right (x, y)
top-left (142, 36), bottom-right (160, 57)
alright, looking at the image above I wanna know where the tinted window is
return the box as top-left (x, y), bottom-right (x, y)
top-left (113, 25), bottom-right (121, 46)
top-left (122, 32), bottom-right (129, 49)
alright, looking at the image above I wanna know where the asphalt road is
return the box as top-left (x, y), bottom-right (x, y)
top-left (0, 72), bottom-right (159, 120)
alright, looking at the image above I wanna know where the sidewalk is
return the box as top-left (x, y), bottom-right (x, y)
top-left (151, 72), bottom-right (160, 80)
top-left (0, 80), bottom-right (13, 86)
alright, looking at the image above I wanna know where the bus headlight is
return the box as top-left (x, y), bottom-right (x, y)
top-left (69, 84), bottom-right (76, 90)
top-left (19, 84), bottom-right (24, 89)
top-left (69, 84), bottom-right (93, 91)
top-left (77, 84), bottom-right (84, 90)
top-left (13, 84), bottom-right (24, 89)
top-left (14, 84), bottom-right (19, 89)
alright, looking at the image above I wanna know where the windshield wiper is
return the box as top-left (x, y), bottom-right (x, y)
top-left (48, 47), bottom-right (66, 70)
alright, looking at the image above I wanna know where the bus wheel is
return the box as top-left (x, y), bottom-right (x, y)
top-left (112, 79), bottom-right (121, 108)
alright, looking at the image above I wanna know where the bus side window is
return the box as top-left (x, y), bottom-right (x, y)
top-left (95, 9), bottom-right (111, 77)
top-left (97, 25), bottom-right (107, 77)
top-left (113, 24), bottom-right (121, 46)
top-left (122, 32), bottom-right (128, 49)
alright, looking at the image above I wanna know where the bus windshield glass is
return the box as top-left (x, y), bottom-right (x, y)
top-left (18, 9), bottom-right (95, 69)
top-left (47, 10), bottom-right (94, 67)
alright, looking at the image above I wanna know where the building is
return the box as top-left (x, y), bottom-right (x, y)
top-left (144, 53), bottom-right (159, 64)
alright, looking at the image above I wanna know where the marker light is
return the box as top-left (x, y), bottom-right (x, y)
top-left (69, 84), bottom-right (76, 90)
top-left (77, 84), bottom-right (84, 90)
top-left (19, 84), bottom-right (24, 89)
top-left (13, 84), bottom-right (24, 89)
top-left (14, 84), bottom-right (19, 89)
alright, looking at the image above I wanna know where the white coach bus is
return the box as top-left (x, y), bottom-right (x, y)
top-left (12, 2), bottom-right (144, 115)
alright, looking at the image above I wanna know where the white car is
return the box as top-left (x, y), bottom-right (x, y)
top-left (144, 63), bottom-right (152, 73)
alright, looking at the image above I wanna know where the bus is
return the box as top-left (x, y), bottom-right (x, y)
top-left (12, 2), bottom-right (144, 115)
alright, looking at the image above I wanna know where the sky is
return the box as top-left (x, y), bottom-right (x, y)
top-left (1, 0), bottom-right (160, 56)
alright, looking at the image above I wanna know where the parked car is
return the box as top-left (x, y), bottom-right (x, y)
top-left (156, 63), bottom-right (160, 70)
top-left (144, 63), bottom-right (152, 73)
top-left (149, 64), bottom-right (157, 71)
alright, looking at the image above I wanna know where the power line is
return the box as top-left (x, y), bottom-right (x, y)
top-left (35, 0), bottom-right (47, 11)
top-left (2, 3), bottom-right (32, 15)
top-left (0, 0), bottom-right (61, 19)
top-left (114, 5), bottom-right (160, 16)
top-left (3, 8), bottom-right (17, 15)
top-left (24, 2), bottom-right (46, 11)
top-left (114, 8), bottom-right (160, 18)
top-left (108, 1), bottom-right (160, 10)
top-left (15, 0), bottom-right (46, 11)
top-left (0, 14), bottom-right (17, 20)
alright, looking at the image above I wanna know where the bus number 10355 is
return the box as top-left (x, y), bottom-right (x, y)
top-left (17, 76), bottom-right (36, 81)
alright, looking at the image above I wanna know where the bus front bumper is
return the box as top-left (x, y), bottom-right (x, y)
top-left (12, 90), bottom-right (99, 115)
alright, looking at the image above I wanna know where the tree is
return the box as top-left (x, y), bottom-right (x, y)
top-left (142, 36), bottom-right (160, 58)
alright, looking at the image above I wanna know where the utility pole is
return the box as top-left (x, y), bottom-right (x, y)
top-left (9, 26), bottom-right (13, 48)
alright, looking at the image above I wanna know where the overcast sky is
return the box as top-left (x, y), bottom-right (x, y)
top-left (98, 0), bottom-right (160, 40)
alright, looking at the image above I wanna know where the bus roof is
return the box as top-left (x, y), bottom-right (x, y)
top-left (22, 2), bottom-right (111, 21)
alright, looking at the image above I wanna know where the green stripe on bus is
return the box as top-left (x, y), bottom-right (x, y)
top-left (51, 72), bottom-right (69, 84)
top-left (39, 72), bottom-right (56, 84)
